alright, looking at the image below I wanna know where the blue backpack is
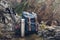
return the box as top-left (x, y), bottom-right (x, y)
top-left (22, 11), bottom-right (38, 35)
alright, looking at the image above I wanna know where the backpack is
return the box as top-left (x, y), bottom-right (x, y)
top-left (22, 11), bottom-right (38, 35)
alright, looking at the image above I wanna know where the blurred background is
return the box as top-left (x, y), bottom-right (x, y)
top-left (8, 0), bottom-right (60, 25)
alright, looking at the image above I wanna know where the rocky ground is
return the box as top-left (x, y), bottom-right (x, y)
top-left (0, 23), bottom-right (43, 40)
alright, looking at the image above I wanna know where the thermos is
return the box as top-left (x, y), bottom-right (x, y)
top-left (21, 19), bottom-right (25, 37)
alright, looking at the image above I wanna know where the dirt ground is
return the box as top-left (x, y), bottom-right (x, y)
top-left (12, 34), bottom-right (43, 40)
